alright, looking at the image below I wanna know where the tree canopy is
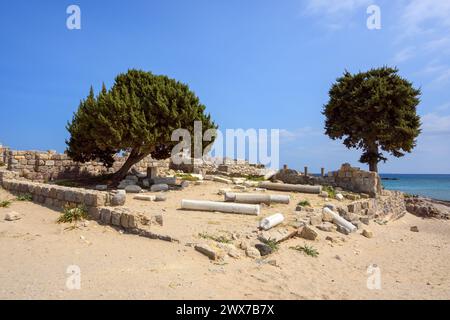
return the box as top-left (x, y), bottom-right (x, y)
top-left (66, 69), bottom-right (216, 183)
top-left (323, 67), bottom-right (421, 172)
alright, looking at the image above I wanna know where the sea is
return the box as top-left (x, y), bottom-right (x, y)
top-left (380, 174), bottom-right (450, 201)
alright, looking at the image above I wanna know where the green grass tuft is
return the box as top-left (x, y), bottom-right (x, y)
top-left (0, 200), bottom-right (12, 208)
top-left (323, 186), bottom-right (336, 198)
top-left (297, 200), bottom-right (311, 207)
top-left (176, 174), bottom-right (199, 181)
top-left (57, 205), bottom-right (88, 223)
top-left (290, 244), bottom-right (319, 257)
top-left (198, 232), bottom-right (232, 244)
top-left (16, 194), bottom-right (33, 201)
top-left (261, 238), bottom-right (279, 252)
top-left (245, 175), bottom-right (265, 182)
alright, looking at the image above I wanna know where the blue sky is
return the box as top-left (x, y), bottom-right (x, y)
top-left (0, 0), bottom-right (449, 173)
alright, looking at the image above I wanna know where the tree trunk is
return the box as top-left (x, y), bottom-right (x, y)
top-left (110, 149), bottom-right (147, 186)
top-left (368, 143), bottom-right (379, 173)
top-left (369, 160), bottom-right (378, 173)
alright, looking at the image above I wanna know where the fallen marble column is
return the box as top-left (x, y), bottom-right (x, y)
top-left (259, 213), bottom-right (285, 230)
top-left (259, 181), bottom-right (322, 194)
top-left (224, 192), bottom-right (290, 204)
top-left (181, 199), bottom-right (260, 215)
top-left (322, 207), bottom-right (356, 233)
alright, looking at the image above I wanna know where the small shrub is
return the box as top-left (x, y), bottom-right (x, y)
top-left (297, 200), bottom-right (311, 207)
top-left (290, 244), bottom-right (319, 257)
top-left (16, 194), bottom-right (33, 201)
top-left (0, 161), bottom-right (5, 167)
top-left (261, 238), bottom-right (279, 252)
top-left (57, 205), bottom-right (88, 223)
top-left (323, 186), bottom-right (336, 198)
top-left (0, 200), bottom-right (12, 208)
top-left (198, 232), bottom-right (231, 244)
top-left (176, 174), bottom-right (199, 181)
top-left (245, 175), bottom-right (265, 182)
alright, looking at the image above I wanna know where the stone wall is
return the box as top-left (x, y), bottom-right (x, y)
top-left (0, 171), bottom-right (113, 211)
top-left (2, 149), bottom-right (170, 182)
top-left (272, 163), bottom-right (382, 198)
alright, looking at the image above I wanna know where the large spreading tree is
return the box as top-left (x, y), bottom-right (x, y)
top-left (323, 67), bottom-right (421, 172)
top-left (66, 69), bottom-right (216, 184)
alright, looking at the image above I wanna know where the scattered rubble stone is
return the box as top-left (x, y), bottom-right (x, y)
top-left (410, 226), bottom-right (419, 232)
top-left (151, 184), bottom-right (169, 192)
top-left (134, 195), bottom-right (156, 201)
top-left (317, 222), bottom-right (335, 232)
top-left (125, 185), bottom-right (142, 193)
top-left (298, 226), bottom-right (318, 240)
top-left (362, 229), bottom-right (373, 238)
top-left (309, 214), bottom-right (323, 226)
top-left (195, 244), bottom-right (218, 260)
top-left (95, 185), bottom-right (108, 191)
top-left (4, 211), bottom-right (22, 221)
top-left (245, 247), bottom-right (261, 259)
top-left (154, 194), bottom-right (167, 202)
top-left (255, 243), bottom-right (273, 256)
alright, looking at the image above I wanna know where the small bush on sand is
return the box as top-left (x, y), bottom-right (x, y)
top-left (290, 244), bottom-right (319, 257)
top-left (245, 175), bottom-right (265, 182)
top-left (198, 232), bottom-right (231, 244)
top-left (261, 238), bottom-right (279, 252)
top-left (176, 174), bottom-right (199, 181)
top-left (16, 194), bottom-right (33, 201)
top-left (297, 200), bottom-right (311, 207)
top-left (57, 205), bottom-right (88, 223)
top-left (323, 186), bottom-right (336, 198)
top-left (0, 200), bottom-right (12, 208)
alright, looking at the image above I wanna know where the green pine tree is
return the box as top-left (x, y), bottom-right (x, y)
top-left (66, 69), bottom-right (217, 185)
top-left (323, 67), bottom-right (421, 172)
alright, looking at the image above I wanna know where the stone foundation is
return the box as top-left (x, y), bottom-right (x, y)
top-left (272, 163), bottom-right (382, 197)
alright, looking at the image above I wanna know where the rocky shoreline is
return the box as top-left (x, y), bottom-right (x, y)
top-left (404, 195), bottom-right (450, 219)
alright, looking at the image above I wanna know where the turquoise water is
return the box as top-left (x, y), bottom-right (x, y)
top-left (380, 174), bottom-right (450, 201)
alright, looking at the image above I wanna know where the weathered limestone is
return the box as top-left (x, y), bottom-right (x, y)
top-left (125, 185), bottom-right (142, 193)
top-left (259, 182), bottom-right (322, 194)
top-left (195, 244), bottom-right (219, 260)
top-left (224, 192), bottom-right (290, 205)
top-left (151, 184), bottom-right (169, 192)
top-left (133, 195), bottom-right (156, 201)
top-left (213, 176), bottom-right (232, 184)
top-left (322, 207), bottom-right (357, 233)
top-left (181, 199), bottom-right (260, 215)
top-left (259, 213), bottom-right (285, 230)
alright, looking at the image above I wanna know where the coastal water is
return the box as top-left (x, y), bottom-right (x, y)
top-left (380, 174), bottom-right (450, 201)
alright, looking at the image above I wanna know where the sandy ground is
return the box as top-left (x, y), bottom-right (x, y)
top-left (0, 182), bottom-right (449, 300)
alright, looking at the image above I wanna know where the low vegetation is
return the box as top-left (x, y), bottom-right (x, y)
top-left (245, 175), bottom-right (265, 182)
top-left (0, 161), bottom-right (5, 167)
top-left (176, 173), bottom-right (199, 181)
top-left (323, 186), bottom-right (336, 198)
top-left (290, 244), bottom-right (319, 257)
top-left (261, 238), bottom-right (279, 252)
top-left (16, 194), bottom-right (33, 201)
top-left (57, 205), bottom-right (88, 223)
top-left (198, 232), bottom-right (231, 244)
top-left (297, 200), bottom-right (311, 207)
top-left (0, 200), bottom-right (12, 208)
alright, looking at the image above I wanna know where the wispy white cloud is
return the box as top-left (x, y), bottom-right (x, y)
top-left (392, 47), bottom-right (416, 64)
top-left (303, 0), bottom-right (371, 29)
top-left (422, 112), bottom-right (450, 135)
top-left (399, 0), bottom-right (450, 36)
